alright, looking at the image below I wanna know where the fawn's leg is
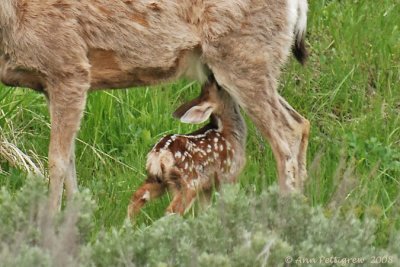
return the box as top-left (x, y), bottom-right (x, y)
top-left (198, 173), bottom-right (221, 209)
top-left (198, 189), bottom-right (213, 210)
top-left (166, 187), bottom-right (198, 215)
top-left (165, 172), bottom-right (213, 215)
top-left (47, 76), bottom-right (88, 213)
top-left (127, 176), bottom-right (166, 218)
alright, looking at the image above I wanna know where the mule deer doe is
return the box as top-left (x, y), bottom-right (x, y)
top-left (128, 76), bottom-right (246, 217)
top-left (0, 0), bottom-right (310, 213)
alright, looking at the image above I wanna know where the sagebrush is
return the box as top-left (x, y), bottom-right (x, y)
top-left (1, 177), bottom-right (399, 267)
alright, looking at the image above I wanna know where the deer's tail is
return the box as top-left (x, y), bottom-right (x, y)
top-left (292, 0), bottom-right (308, 65)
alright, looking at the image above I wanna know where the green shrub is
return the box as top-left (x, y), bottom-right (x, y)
top-left (1, 179), bottom-right (399, 267)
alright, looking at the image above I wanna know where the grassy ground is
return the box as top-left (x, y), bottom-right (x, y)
top-left (1, 0), bottom-right (399, 247)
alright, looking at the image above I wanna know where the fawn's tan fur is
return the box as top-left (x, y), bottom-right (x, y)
top-left (0, 0), bottom-right (310, 212)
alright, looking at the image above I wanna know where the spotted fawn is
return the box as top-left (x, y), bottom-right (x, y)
top-left (128, 77), bottom-right (247, 217)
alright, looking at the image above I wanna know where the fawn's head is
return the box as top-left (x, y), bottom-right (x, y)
top-left (173, 79), bottom-right (239, 126)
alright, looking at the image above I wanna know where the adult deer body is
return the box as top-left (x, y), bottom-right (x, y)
top-left (128, 77), bottom-right (246, 217)
top-left (0, 0), bottom-right (310, 212)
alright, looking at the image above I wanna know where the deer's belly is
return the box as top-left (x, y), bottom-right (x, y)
top-left (88, 48), bottom-right (207, 90)
top-left (0, 58), bottom-right (45, 92)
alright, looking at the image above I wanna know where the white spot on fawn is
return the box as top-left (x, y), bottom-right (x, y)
top-left (163, 140), bottom-right (172, 149)
top-left (175, 151), bottom-right (182, 159)
top-left (226, 141), bottom-right (232, 150)
top-left (142, 190), bottom-right (150, 201)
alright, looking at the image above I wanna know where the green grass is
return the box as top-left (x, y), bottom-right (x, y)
top-left (1, 0), bottom-right (399, 247)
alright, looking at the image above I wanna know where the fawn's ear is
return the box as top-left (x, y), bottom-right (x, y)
top-left (173, 100), bottom-right (214, 124)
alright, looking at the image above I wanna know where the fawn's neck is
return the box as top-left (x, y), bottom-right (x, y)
top-left (214, 107), bottom-right (247, 147)
top-left (187, 108), bottom-right (246, 147)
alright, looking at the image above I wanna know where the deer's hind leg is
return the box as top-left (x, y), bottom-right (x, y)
top-left (204, 37), bottom-right (310, 193)
top-left (278, 95), bottom-right (310, 186)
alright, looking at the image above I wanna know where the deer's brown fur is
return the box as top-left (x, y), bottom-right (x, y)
top-left (0, 0), bottom-right (309, 212)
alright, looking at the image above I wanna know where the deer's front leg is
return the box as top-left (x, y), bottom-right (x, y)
top-left (47, 77), bottom-right (88, 213)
